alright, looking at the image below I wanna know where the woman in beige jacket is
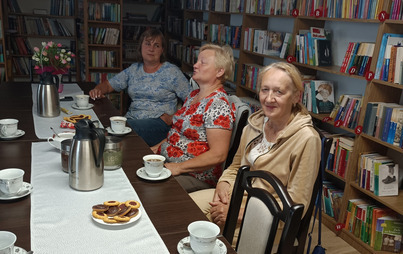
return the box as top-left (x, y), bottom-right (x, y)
top-left (190, 62), bottom-right (321, 229)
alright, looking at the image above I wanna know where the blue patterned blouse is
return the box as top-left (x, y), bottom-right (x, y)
top-left (109, 62), bottom-right (191, 119)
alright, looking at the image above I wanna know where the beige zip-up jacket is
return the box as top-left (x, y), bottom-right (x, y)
top-left (219, 109), bottom-right (321, 214)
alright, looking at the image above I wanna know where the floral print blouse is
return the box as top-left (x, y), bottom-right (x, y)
top-left (160, 87), bottom-right (235, 187)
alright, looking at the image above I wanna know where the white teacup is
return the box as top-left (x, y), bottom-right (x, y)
top-left (0, 231), bottom-right (16, 254)
top-left (188, 221), bottom-right (220, 254)
top-left (110, 116), bottom-right (127, 133)
top-left (47, 132), bottom-right (75, 150)
top-left (143, 154), bottom-right (165, 177)
top-left (0, 119), bottom-right (18, 137)
top-left (0, 168), bottom-right (25, 196)
top-left (75, 94), bottom-right (90, 108)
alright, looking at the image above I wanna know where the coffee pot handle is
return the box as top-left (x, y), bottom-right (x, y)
top-left (93, 128), bottom-right (105, 167)
top-left (53, 75), bottom-right (59, 90)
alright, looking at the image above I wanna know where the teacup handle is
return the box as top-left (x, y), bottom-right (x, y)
top-left (47, 137), bottom-right (58, 149)
top-left (1, 125), bottom-right (7, 136)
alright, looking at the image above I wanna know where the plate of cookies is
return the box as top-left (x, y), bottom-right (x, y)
top-left (91, 200), bottom-right (142, 226)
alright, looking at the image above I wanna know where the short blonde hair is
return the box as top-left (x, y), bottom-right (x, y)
top-left (257, 62), bottom-right (308, 115)
top-left (199, 44), bottom-right (234, 82)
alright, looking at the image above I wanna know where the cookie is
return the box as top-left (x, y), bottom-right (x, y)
top-left (103, 217), bottom-right (118, 224)
top-left (113, 215), bottom-right (130, 222)
top-left (126, 208), bottom-right (139, 218)
top-left (105, 206), bottom-right (120, 217)
top-left (92, 204), bottom-right (109, 212)
top-left (125, 200), bottom-right (140, 209)
top-left (104, 200), bottom-right (119, 206)
top-left (92, 210), bottom-right (107, 219)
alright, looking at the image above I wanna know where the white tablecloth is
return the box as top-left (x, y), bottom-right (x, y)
top-left (30, 142), bottom-right (169, 254)
top-left (31, 83), bottom-right (103, 139)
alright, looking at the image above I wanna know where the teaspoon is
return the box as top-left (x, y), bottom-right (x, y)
top-left (50, 127), bottom-right (60, 138)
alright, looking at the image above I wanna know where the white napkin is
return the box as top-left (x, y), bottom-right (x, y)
top-left (31, 83), bottom-right (103, 139)
top-left (30, 142), bottom-right (169, 254)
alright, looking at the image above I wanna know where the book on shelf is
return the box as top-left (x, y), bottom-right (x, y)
top-left (279, 32), bottom-right (292, 59)
top-left (316, 39), bottom-right (332, 66)
top-left (263, 31), bottom-right (284, 57)
top-left (375, 33), bottom-right (403, 80)
top-left (374, 216), bottom-right (403, 252)
top-left (322, 181), bottom-right (344, 221)
top-left (363, 102), bottom-right (380, 136)
top-left (377, 163), bottom-right (399, 197)
top-left (311, 80), bottom-right (335, 114)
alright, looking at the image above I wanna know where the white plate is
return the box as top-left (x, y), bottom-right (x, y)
top-left (0, 182), bottom-right (33, 200)
top-left (14, 246), bottom-right (27, 254)
top-left (92, 209), bottom-right (142, 227)
top-left (136, 167), bottom-right (171, 181)
top-left (177, 236), bottom-right (227, 254)
top-left (71, 103), bottom-right (94, 110)
top-left (0, 130), bottom-right (25, 140)
top-left (106, 126), bottom-right (132, 136)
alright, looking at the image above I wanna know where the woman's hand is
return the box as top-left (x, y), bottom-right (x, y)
top-left (209, 182), bottom-right (231, 227)
top-left (164, 162), bottom-right (183, 176)
top-left (89, 80), bottom-right (115, 100)
top-left (212, 181), bottom-right (231, 204)
top-left (89, 88), bottom-right (105, 100)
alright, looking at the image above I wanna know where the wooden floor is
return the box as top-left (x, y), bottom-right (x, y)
top-left (305, 218), bottom-right (359, 254)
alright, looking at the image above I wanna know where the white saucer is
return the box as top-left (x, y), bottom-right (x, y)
top-left (136, 167), bottom-right (171, 181)
top-left (106, 126), bottom-right (132, 136)
top-left (14, 246), bottom-right (27, 254)
top-left (177, 236), bottom-right (227, 254)
top-left (72, 103), bottom-right (94, 110)
top-left (0, 182), bottom-right (33, 200)
top-left (0, 130), bottom-right (25, 140)
top-left (92, 209), bottom-right (142, 227)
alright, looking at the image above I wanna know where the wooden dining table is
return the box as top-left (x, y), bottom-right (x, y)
top-left (0, 81), bottom-right (236, 253)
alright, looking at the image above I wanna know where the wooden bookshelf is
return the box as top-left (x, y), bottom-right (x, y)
top-left (0, 1), bottom-right (8, 81)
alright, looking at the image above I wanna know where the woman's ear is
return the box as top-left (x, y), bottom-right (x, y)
top-left (216, 68), bottom-right (225, 79)
top-left (294, 90), bottom-right (302, 104)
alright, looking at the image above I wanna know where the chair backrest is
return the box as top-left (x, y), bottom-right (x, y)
top-left (223, 165), bottom-right (305, 254)
top-left (225, 95), bottom-right (251, 169)
top-left (292, 125), bottom-right (333, 254)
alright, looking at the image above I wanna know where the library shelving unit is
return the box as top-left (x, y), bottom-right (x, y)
top-left (121, 0), bottom-right (165, 69)
top-left (191, 1), bottom-right (402, 253)
top-left (2, 0), bottom-right (79, 82)
top-left (0, 2), bottom-right (8, 81)
top-left (165, 0), bottom-right (184, 67)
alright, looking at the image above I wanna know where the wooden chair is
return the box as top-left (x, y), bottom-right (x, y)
top-left (292, 126), bottom-right (333, 253)
top-left (223, 165), bottom-right (305, 254)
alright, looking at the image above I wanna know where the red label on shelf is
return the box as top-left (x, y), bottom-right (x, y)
top-left (292, 9), bottom-right (299, 17)
top-left (322, 117), bottom-right (332, 122)
top-left (287, 56), bottom-right (296, 63)
top-left (355, 125), bottom-right (363, 135)
top-left (348, 66), bottom-right (357, 75)
top-left (335, 223), bottom-right (345, 231)
top-left (378, 11), bottom-right (389, 22)
top-left (365, 71), bottom-right (374, 81)
top-left (314, 9), bottom-right (323, 17)
top-left (334, 120), bottom-right (342, 127)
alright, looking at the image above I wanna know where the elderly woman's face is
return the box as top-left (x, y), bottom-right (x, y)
top-left (193, 49), bottom-right (222, 85)
top-left (141, 36), bottom-right (163, 63)
top-left (259, 68), bottom-right (299, 121)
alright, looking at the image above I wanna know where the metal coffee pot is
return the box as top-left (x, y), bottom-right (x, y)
top-left (37, 72), bottom-right (60, 117)
top-left (69, 119), bottom-right (105, 191)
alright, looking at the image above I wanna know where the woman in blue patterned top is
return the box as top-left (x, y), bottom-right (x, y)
top-left (89, 29), bottom-right (191, 146)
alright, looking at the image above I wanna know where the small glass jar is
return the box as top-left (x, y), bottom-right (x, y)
top-left (104, 136), bottom-right (123, 170)
top-left (61, 139), bottom-right (72, 173)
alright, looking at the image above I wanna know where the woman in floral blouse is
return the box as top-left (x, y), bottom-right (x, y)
top-left (153, 44), bottom-right (236, 193)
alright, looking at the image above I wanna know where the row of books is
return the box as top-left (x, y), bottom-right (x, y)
top-left (168, 0), bottom-right (185, 10)
top-left (50, 0), bottom-right (76, 16)
top-left (8, 16), bottom-right (72, 37)
top-left (89, 50), bottom-right (117, 68)
top-left (339, 42), bottom-right (375, 77)
top-left (12, 57), bottom-right (30, 75)
top-left (344, 199), bottom-right (402, 252)
top-left (322, 181), bottom-right (343, 221)
top-left (297, 0), bottom-right (385, 19)
top-left (6, 0), bottom-right (21, 13)
top-left (210, 24), bottom-right (241, 49)
top-left (167, 39), bottom-right (183, 62)
top-left (122, 25), bottom-right (151, 41)
top-left (0, 45), bottom-right (4, 63)
top-left (375, 33), bottom-right (403, 84)
top-left (186, 0), bottom-right (210, 10)
top-left (241, 63), bottom-right (262, 91)
top-left (87, 72), bottom-right (116, 84)
top-left (326, 136), bottom-right (354, 178)
top-left (185, 19), bottom-right (207, 40)
top-left (9, 37), bottom-right (33, 56)
top-left (358, 153), bottom-right (399, 197)
top-left (122, 43), bottom-right (139, 60)
top-left (89, 27), bottom-right (120, 45)
top-left (244, 28), bottom-right (291, 59)
top-left (0, 68), bottom-right (5, 82)
top-left (295, 27), bottom-right (332, 66)
top-left (302, 80), bottom-right (335, 114)
top-left (362, 102), bottom-right (403, 148)
top-left (245, 0), bottom-right (297, 15)
top-left (167, 16), bottom-right (183, 35)
top-left (88, 2), bottom-right (121, 22)
top-left (183, 45), bottom-right (200, 65)
top-left (239, 96), bottom-right (261, 113)
top-left (212, 0), bottom-right (244, 12)
top-left (389, 0), bottom-right (403, 20)
top-left (329, 94), bottom-right (362, 129)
